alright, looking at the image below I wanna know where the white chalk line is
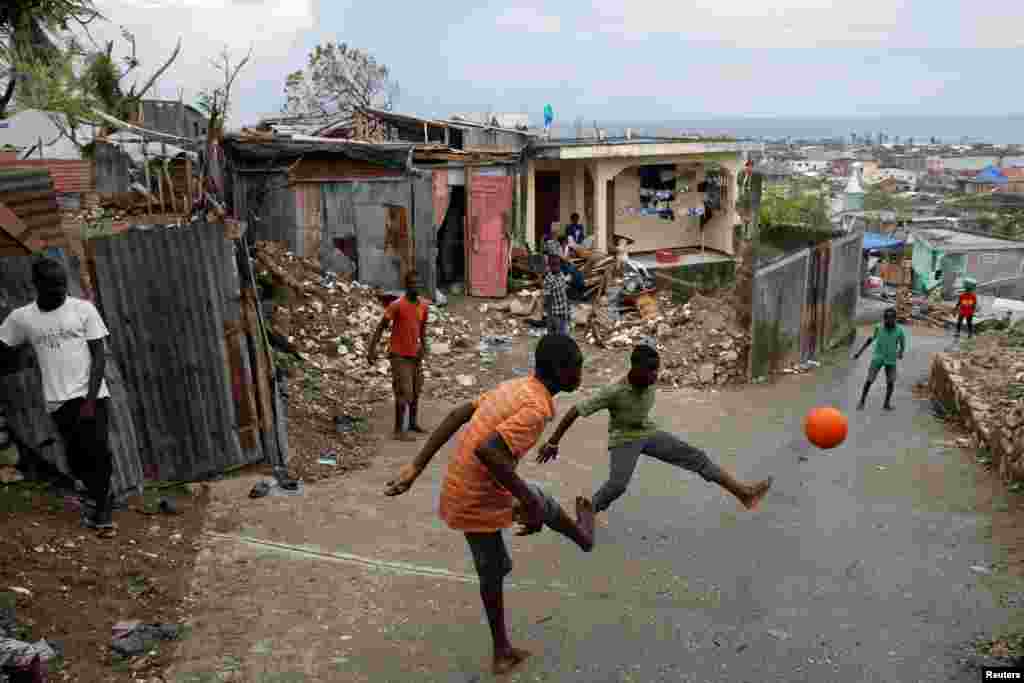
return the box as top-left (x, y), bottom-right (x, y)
top-left (205, 532), bottom-right (577, 595)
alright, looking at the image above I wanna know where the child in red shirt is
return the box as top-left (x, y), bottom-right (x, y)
top-left (956, 285), bottom-right (978, 339)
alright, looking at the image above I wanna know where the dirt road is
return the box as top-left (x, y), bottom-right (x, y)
top-left (167, 326), bottom-right (1024, 682)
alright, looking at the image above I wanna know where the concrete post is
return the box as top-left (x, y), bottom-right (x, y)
top-left (526, 159), bottom-right (537, 248)
top-left (594, 169), bottom-right (608, 254)
top-left (574, 162), bottom-right (585, 224)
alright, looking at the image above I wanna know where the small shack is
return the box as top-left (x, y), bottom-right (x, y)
top-left (224, 134), bottom-right (437, 297)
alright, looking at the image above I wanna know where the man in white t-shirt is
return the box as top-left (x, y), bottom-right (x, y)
top-left (0, 257), bottom-right (116, 536)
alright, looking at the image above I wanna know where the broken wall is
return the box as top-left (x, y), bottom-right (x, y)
top-left (88, 221), bottom-right (269, 482)
top-left (750, 249), bottom-right (807, 379)
top-left (316, 176), bottom-right (436, 297)
top-left (826, 231), bottom-right (863, 350)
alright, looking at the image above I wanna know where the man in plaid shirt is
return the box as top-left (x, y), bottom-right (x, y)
top-left (544, 251), bottom-right (571, 336)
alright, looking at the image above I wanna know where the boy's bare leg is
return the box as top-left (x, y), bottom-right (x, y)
top-left (514, 494), bottom-right (595, 551)
top-left (543, 496), bottom-right (595, 551)
top-left (480, 579), bottom-right (532, 675)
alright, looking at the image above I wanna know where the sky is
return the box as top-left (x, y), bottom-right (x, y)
top-left (90, 0), bottom-right (1024, 130)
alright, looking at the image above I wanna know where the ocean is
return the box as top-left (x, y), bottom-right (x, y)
top-left (549, 116), bottom-right (1024, 145)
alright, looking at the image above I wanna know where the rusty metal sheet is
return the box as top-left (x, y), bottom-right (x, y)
top-left (89, 221), bottom-right (257, 482)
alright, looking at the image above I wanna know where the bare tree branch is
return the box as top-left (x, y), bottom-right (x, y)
top-left (131, 35), bottom-right (180, 100)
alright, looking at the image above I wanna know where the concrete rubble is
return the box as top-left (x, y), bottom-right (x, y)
top-left (930, 325), bottom-right (1024, 483)
top-left (251, 242), bottom-right (754, 478)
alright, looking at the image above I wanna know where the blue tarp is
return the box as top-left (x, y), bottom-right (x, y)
top-left (863, 232), bottom-right (904, 251)
top-left (972, 165), bottom-right (1009, 185)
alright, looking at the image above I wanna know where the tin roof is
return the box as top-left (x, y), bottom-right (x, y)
top-left (1, 159), bottom-right (94, 193)
top-left (0, 167), bottom-right (63, 251)
top-left (916, 228), bottom-right (1023, 253)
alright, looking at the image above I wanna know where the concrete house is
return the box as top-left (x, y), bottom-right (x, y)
top-left (526, 136), bottom-right (759, 266)
top-left (139, 100), bottom-right (209, 139)
top-left (912, 229), bottom-right (1024, 296)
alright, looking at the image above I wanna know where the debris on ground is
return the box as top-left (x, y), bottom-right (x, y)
top-left (0, 482), bottom-right (206, 681)
top-left (251, 241), bottom-right (756, 481)
top-left (110, 621), bottom-right (181, 658)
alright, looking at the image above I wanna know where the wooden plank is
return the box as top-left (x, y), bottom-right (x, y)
top-left (225, 324), bottom-right (258, 430)
top-left (242, 292), bottom-right (274, 432)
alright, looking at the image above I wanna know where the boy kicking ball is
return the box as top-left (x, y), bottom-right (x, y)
top-left (537, 343), bottom-right (772, 520)
top-left (384, 334), bottom-right (595, 675)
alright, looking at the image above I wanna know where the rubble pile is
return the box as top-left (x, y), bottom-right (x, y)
top-left (251, 243), bottom-right (523, 478)
top-left (482, 290), bottom-right (751, 389)
top-left (931, 327), bottom-right (1024, 483)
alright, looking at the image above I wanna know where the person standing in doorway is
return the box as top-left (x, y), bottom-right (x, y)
top-left (368, 272), bottom-right (430, 441)
top-left (565, 213), bottom-right (585, 249)
top-left (956, 281), bottom-right (978, 339)
top-left (0, 257), bottom-right (116, 537)
top-left (854, 307), bottom-right (907, 411)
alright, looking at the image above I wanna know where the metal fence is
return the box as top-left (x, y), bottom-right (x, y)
top-left (749, 231), bottom-right (863, 379)
top-left (825, 232), bottom-right (863, 349)
top-left (88, 221), bottom-right (269, 481)
top-left (0, 252), bottom-right (144, 499)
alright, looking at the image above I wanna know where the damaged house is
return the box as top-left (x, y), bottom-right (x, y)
top-left (231, 108), bottom-right (760, 299)
top-left (230, 108), bottom-right (532, 297)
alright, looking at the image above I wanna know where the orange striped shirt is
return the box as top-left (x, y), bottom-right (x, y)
top-left (439, 376), bottom-right (555, 532)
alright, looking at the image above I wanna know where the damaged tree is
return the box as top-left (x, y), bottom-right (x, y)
top-left (282, 42), bottom-right (399, 119)
top-left (0, 0), bottom-right (102, 116)
top-left (83, 29), bottom-right (182, 129)
top-left (196, 45), bottom-right (253, 139)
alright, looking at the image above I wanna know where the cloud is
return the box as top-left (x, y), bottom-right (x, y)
top-left (493, 0), bottom-right (1024, 49)
top-left (91, 0), bottom-right (320, 125)
top-left (494, 6), bottom-right (562, 33)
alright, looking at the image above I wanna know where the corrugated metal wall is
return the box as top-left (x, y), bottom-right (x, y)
top-left (750, 232), bottom-right (865, 379)
top-left (88, 222), bottom-right (262, 481)
top-left (94, 142), bottom-right (132, 195)
top-left (751, 250), bottom-right (809, 378)
top-left (0, 253), bottom-right (144, 499)
top-left (320, 183), bottom-right (357, 276)
top-left (317, 176), bottom-right (436, 295)
top-left (825, 232), bottom-right (863, 349)
top-left (233, 170), bottom-right (296, 247)
top-left (2, 159), bottom-right (94, 194)
top-left (0, 167), bottom-right (65, 251)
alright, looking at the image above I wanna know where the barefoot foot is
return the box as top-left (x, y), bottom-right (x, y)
top-left (741, 477), bottom-right (773, 511)
top-left (493, 647), bottom-right (532, 675)
top-left (575, 496), bottom-right (595, 551)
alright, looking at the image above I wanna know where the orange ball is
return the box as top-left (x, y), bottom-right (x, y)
top-left (805, 406), bottom-right (848, 450)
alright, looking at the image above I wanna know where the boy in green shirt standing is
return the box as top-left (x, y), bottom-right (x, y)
top-left (854, 307), bottom-right (907, 411)
top-left (537, 344), bottom-right (772, 517)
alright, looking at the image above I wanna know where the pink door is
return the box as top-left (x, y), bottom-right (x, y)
top-left (468, 174), bottom-right (512, 298)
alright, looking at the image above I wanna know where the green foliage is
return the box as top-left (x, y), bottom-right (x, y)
top-left (283, 42), bottom-right (399, 117)
top-left (863, 186), bottom-right (912, 216)
top-left (758, 177), bottom-right (830, 230)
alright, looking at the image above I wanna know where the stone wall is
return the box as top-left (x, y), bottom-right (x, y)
top-left (930, 354), bottom-right (1024, 483)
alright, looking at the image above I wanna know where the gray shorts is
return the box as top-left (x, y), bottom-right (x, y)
top-left (464, 482), bottom-right (560, 583)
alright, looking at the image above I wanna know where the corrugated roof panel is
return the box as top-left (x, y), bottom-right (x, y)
top-left (0, 168), bottom-right (64, 250)
top-left (1, 159), bottom-right (94, 193)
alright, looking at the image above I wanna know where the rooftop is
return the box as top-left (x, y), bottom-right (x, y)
top-left (916, 228), bottom-right (1024, 252)
top-left (530, 136), bottom-right (759, 160)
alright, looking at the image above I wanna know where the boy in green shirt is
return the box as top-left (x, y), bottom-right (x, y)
top-left (854, 307), bottom-right (907, 411)
top-left (537, 344), bottom-right (773, 517)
